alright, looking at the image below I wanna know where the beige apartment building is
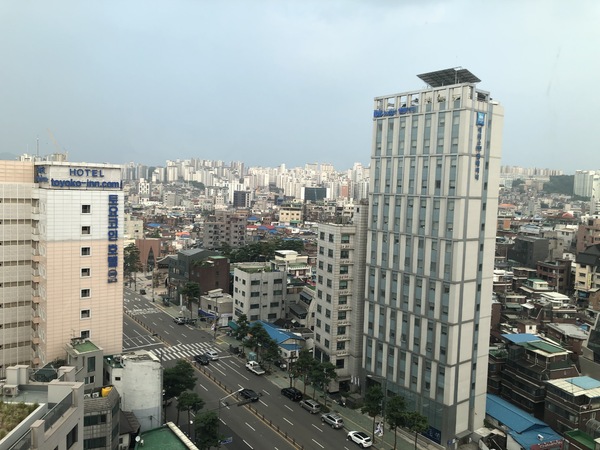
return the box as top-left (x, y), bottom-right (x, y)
top-left (0, 159), bottom-right (124, 375)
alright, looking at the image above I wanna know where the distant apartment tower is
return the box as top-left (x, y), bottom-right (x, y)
top-left (233, 190), bottom-right (252, 208)
top-left (202, 210), bottom-right (247, 250)
top-left (313, 202), bottom-right (368, 389)
top-left (0, 160), bottom-right (124, 375)
top-left (363, 68), bottom-right (503, 444)
top-left (232, 264), bottom-right (286, 321)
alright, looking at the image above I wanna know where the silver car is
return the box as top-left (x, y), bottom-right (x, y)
top-left (299, 399), bottom-right (321, 414)
top-left (321, 413), bottom-right (344, 429)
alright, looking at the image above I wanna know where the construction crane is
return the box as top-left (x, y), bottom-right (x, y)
top-left (46, 129), bottom-right (68, 160)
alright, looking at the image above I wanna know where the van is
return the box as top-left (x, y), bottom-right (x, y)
top-left (299, 399), bottom-right (321, 414)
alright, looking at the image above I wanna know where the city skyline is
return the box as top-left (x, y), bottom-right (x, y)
top-left (1, 1), bottom-right (598, 172)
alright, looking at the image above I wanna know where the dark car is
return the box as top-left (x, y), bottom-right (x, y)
top-left (281, 387), bottom-right (302, 401)
top-left (239, 388), bottom-right (260, 402)
top-left (140, 289), bottom-right (146, 295)
top-left (194, 354), bottom-right (209, 365)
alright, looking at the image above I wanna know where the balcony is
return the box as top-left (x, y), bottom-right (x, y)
top-left (32, 315), bottom-right (41, 325)
top-left (336, 350), bottom-right (350, 357)
top-left (336, 335), bottom-right (351, 342)
top-left (33, 335), bottom-right (40, 345)
top-left (341, 244), bottom-right (352, 250)
top-left (337, 289), bottom-right (350, 296)
top-left (339, 274), bottom-right (351, 280)
top-left (339, 259), bottom-right (352, 265)
top-left (32, 270), bottom-right (41, 283)
top-left (337, 320), bottom-right (351, 327)
top-left (338, 304), bottom-right (352, 311)
top-left (32, 291), bottom-right (41, 303)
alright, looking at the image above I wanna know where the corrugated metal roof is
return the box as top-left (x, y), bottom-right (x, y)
top-left (547, 376), bottom-right (600, 398)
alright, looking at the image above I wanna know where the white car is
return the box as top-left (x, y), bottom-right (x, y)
top-left (347, 431), bottom-right (373, 448)
top-left (205, 350), bottom-right (219, 360)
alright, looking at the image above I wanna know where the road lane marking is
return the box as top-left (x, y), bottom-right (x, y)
top-left (243, 440), bottom-right (253, 449)
top-left (213, 366), bottom-right (227, 376)
top-left (312, 424), bottom-right (323, 432)
top-left (259, 399), bottom-right (268, 406)
top-left (245, 423), bottom-right (255, 432)
top-left (311, 439), bottom-right (324, 448)
top-left (283, 418), bottom-right (293, 425)
top-left (164, 331), bottom-right (170, 335)
top-left (199, 384), bottom-right (208, 391)
top-left (284, 405), bottom-right (293, 412)
top-left (261, 389), bottom-right (270, 395)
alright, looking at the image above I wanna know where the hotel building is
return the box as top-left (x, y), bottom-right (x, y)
top-left (0, 159), bottom-right (123, 375)
top-left (363, 68), bottom-right (503, 444)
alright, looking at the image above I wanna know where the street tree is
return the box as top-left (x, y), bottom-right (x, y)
top-left (176, 391), bottom-right (205, 436)
top-left (194, 410), bottom-right (221, 450)
top-left (235, 313), bottom-right (250, 342)
top-left (246, 322), bottom-right (273, 360)
top-left (123, 243), bottom-right (143, 288)
top-left (163, 359), bottom-right (197, 402)
top-left (293, 348), bottom-right (317, 394)
top-left (310, 362), bottom-right (337, 407)
top-left (361, 385), bottom-right (384, 443)
top-left (385, 395), bottom-right (407, 450)
top-left (181, 282), bottom-right (200, 319)
top-left (402, 411), bottom-right (429, 450)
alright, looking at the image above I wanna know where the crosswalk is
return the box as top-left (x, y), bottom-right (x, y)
top-left (151, 342), bottom-right (221, 361)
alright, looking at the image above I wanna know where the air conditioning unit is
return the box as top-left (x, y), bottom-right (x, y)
top-left (3, 385), bottom-right (18, 397)
top-left (91, 392), bottom-right (100, 398)
top-left (84, 393), bottom-right (92, 399)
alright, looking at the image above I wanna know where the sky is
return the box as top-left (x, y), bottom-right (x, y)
top-left (0, 0), bottom-right (597, 173)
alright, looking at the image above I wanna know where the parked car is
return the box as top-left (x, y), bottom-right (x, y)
top-left (321, 413), bottom-right (344, 429)
top-left (140, 289), bottom-right (146, 295)
top-left (239, 388), bottom-right (260, 402)
top-left (281, 387), bottom-right (302, 401)
top-left (173, 317), bottom-right (186, 325)
top-left (299, 399), bottom-right (321, 414)
top-left (273, 359), bottom-right (287, 370)
top-left (194, 354), bottom-right (209, 365)
top-left (205, 350), bottom-right (219, 360)
top-left (347, 431), bottom-right (372, 448)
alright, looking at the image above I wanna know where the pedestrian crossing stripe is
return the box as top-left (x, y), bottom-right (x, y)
top-left (150, 341), bottom-right (220, 360)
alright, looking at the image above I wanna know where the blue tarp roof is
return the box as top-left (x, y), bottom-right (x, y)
top-left (486, 395), bottom-right (562, 449)
top-left (146, 223), bottom-right (162, 228)
top-left (256, 320), bottom-right (304, 345)
top-left (501, 333), bottom-right (540, 344)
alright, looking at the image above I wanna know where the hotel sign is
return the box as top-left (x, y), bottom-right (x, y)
top-left (35, 165), bottom-right (122, 190)
top-left (107, 195), bottom-right (119, 283)
top-left (373, 106), bottom-right (418, 118)
top-left (474, 112), bottom-right (485, 180)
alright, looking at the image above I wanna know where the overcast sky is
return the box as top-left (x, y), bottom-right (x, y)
top-left (0, 1), bottom-right (597, 173)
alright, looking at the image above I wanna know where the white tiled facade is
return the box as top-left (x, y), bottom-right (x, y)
top-left (313, 203), bottom-right (368, 384)
top-left (0, 160), bottom-right (124, 374)
top-left (363, 70), bottom-right (503, 444)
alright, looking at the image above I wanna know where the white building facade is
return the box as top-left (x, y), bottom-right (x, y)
top-left (363, 68), bottom-right (503, 445)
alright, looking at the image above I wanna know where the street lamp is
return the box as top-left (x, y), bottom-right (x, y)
top-left (218, 389), bottom-right (244, 435)
top-left (367, 374), bottom-right (388, 442)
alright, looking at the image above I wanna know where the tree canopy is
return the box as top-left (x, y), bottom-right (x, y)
top-left (194, 410), bottom-right (221, 450)
top-left (221, 238), bottom-right (305, 263)
top-left (163, 360), bottom-right (197, 400)
top-left (361, 385), bottom-right (384, 442)
top-left (123, 243), bottom-right (143, 278)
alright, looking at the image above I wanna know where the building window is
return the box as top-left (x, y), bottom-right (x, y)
top-left (81, 226), bottom-right (91, 235)
top-left (338, 311), bottom-right (347, 320)
top-left (87, 356), bottom-right (96, 372)
top-left (325, 309), bottom-right (331, 318)
top-left (328, 249), bottom-right (334, 258)
top-left (329, 234), bottom-right (334, 242)
top-left (81, 205), bottom-right (91, 214)
top-left (325, 324), bottom-right (331, 333)
top-left (80, 330), bottom-right (90, 339)
top-left (66, 425), bottom-right (79, 449)
top-left (250, 304), bottom-right (259, 309)
top-left (81, 268), bottom-right (91, 277)
top-left (81, 247), bottom-right (91, 256)
top-left (81, 289), bottom-right (91, 298)
top-left (81, 309), bottom-right (91, 319)
top-left (337, 326), bottom-right (346, 335)
top-left (336, 359), bottom-right (345, 369)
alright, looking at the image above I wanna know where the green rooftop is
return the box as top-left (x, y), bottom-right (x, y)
top-left (72, 340), bottom-right (100, 353)
top-left (522, 340), bottom-right (565, 354)
top-left (134, 423), bottom-right (196, 449)
top-left (564, 430), bottom-right (594, 450)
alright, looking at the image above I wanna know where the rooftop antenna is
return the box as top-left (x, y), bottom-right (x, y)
top-left (36, 136), bottom-right (39, 157)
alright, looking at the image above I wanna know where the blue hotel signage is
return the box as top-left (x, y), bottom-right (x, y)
top-left (373, 106), bottom-right (418, 118)
top-left (35, 165), bottom-right (122, 189)
top-left (474, 112), bottom-right (485, 180)
top-left (107, 195), bottom-right (119, 283)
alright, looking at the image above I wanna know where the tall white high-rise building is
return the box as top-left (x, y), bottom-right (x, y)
top-left (363, 68), bottom-right (503, 444)
top-left (0, 159), bottom-right (124, 375)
